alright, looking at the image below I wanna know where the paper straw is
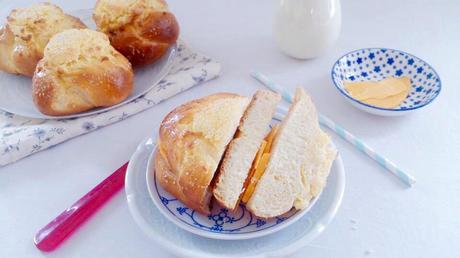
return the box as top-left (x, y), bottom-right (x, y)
top-left (251, 71), bottom-right (416, 187)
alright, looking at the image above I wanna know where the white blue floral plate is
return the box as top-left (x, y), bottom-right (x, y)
top-left (125, 136), bottom-right (345, 257)
top-left (146, 148), bottom-right (320, 240)
top-left (331, 48), bottom-right (441, 116)
top-left (0, 9), bottom-right (176, 119)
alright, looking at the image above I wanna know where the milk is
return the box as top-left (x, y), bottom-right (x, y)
top-left (274, 0), bottom-right (341, 59)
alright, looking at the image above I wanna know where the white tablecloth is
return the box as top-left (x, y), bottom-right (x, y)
top-left (1, 0), bottom-right (459, 258)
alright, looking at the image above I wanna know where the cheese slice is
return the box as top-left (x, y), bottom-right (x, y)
top-left (344, 77), bottom-right (411, 108)
top-left (242, 154), bottom-right (270, 203)
top-left (244, 140), bottom-right (267, 188)
top-left (264, 125), bottom-right (279, 153)
top-left (345, 77), bottom-right (410, 100)
top-left (364, 91), bottom-right (409, 108)
top-left (241, 125), bottom-right (279, 203)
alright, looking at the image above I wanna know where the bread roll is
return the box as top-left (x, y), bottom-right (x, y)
top-left (154, 93), bottom-right (250, 214)
top-left (32, 29), bottom-right (134, 116)
top-left (246, 88), bottom-right (337, 218)
top-left (213, 90), bottom-right (281, 210)
top-left (0, 3), bottom-right (86, 77)
top-left (93, 0), bottom-right (179, 66)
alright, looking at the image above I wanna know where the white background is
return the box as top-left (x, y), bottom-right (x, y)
top-left (1, 0), bottom-right (459, 257)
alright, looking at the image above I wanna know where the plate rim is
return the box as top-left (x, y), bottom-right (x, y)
top-left (125, 136), bottom-right (346, 258)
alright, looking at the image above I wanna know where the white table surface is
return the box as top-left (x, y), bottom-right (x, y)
top-left (1, 0), bottom-right (459, 257)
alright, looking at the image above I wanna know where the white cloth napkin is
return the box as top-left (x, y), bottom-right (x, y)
top-left (0, 42), bottom-right (221, 167)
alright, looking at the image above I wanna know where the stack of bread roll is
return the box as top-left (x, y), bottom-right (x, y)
top-left (0, 0), bottom-right (179, 116)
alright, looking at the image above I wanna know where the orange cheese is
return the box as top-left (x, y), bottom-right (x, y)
top-left (264, 125), bottom-right (279, 152)
top-left (240, 125), bottom-right (279, 203)
top-left (344, 77), bottom-right (411, 108)
top-left (252, 140), bottom-right (267, 171)
top-left (238, 141), bottom-right (265, 204)
top-left (242, 153), bottom-right (270, 203)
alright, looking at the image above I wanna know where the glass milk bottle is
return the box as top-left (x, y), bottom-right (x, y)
top-left (274, 0), bottom-right (341, 59)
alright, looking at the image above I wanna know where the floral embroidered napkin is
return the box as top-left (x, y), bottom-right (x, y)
top-left (0, 42), bottom-right (221, 167)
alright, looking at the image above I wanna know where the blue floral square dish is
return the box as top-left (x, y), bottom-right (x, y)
top-left (331, 48), bottom-right (441, 116)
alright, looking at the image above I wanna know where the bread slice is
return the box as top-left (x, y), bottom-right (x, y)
top-left (213, 90), bottom-right (281, 210)
top-left (246, 88), bottom-right (337, 218)
top-left (154, 93), bottom-right (250, 215)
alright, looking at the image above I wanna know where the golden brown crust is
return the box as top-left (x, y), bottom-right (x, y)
top-left (93, 0), bottom-right (179, 66)
top-left (32, 29), bottom-right (134, 116)
top-left (0, 3), bottom-right (86, 77)
top-left (31, 63), bottom-right (56, 115)
top-left (155, 93), bottom-right (250, 215)
top-left (154, 149), bottom-right (212, 214)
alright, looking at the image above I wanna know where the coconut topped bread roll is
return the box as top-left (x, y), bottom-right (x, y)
top-left (0, 2), bottom-right (86, 76)
top-left (32, 29), bottom-right (134, 116)
top-left (93, 0), bottom-right (179, 66)
top-left (155, 93), bottom-right (250, 214)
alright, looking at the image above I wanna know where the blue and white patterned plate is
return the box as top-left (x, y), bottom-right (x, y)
top-left (140, 114), bottom-right (340, 240)
top-left (331, 48), bottom-right (441, 116)
top-left (145, 147), bottom-right (321, 240)
top-left (125, 136), bottom-right (345, 257)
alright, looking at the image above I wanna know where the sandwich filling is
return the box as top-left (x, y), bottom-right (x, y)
top-left (212, 90), bottom-right (281, 210)
top-left (240, 124), bottom-right (279, 204)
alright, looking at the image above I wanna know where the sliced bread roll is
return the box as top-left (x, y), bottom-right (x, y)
top-left (213, 90), bottom-right (281, 210)
top-left (246, 88), bottom-right (336, 218)
top-left (154, 93), bottom-right (250, 215)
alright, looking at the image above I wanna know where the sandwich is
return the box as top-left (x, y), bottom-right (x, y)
top-left (213, 90), bottom-right (281, 210)
top-left (153, 88), bottom-right (337, 218)
top-left (245, 88), bottom-right (337, 217)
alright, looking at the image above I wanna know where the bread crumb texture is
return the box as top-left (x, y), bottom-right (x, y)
top-left (7, 2), bottom-right (85, 56)
top-left (42, 28), bottom-right (131, 73)
top-left (94, 0), bottom-right (168, 32)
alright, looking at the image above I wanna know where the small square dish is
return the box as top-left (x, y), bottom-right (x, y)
top-left (331, 48), bottom-right (441, 116)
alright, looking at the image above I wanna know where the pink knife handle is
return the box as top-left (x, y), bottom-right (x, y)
top-left (34, 162), bottom-right (129, 252)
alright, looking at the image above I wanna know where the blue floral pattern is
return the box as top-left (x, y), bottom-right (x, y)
top-left (153, 170), bottom-right (296, 235)
top-left (331, 48), bottom-right (441, 111)
top-left (0, 42), bottom-right (221, 167)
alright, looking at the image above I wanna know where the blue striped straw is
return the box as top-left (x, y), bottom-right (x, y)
top-left (251, 71), bottom-right (416, 187)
